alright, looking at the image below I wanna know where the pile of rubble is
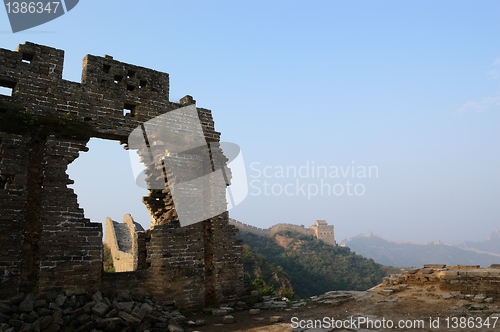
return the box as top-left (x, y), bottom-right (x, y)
top-left (0, 287), bottom-right (313, 332)
top-left (308, 291), bottom-right (354, 306)
top-left (201, 303), bottom-right (285, 328)
top-left (0, 290), bottom-right (196, 332)
top-left (249, 291), bottom-right (355, 311)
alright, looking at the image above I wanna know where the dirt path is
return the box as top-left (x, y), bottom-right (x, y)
top-left (184, 285), bottom-right (500, 332)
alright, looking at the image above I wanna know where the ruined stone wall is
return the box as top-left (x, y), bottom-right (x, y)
top-left (0, 42), bottom-right (171, 138)
top-left (104, 217), bottom-right (135, 272)
top-left (103, 214), bottom-right (145, 273)
top-left (0, 42), bottom-right (244, 309)
top-left (210, 213), bottom-right (245, 303)
top-left (123, 214), bottom-right (144, 271)
top-left (0, 130), bottom-right (102, 295)
top-left (143, 222), bottom-right (206, 309)
top-left (105, 213), bottom-right (245, 309)
top-left (37, 136), bottom-right (103, 294)
top-left (383, 264), bottom-right (500, 300)
top-left (0, 132), bottom-right (31, 296)
top-left (101, 270), bottom-right (146, 293)
top-left (103, 212), bottom-right (245, 308)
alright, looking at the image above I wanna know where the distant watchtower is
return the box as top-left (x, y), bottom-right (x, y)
top-left (309, 220), bottom-right (336, 246)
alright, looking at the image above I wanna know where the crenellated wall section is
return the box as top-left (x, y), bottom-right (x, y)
top-left (229, 219), bottom-right (336, 246)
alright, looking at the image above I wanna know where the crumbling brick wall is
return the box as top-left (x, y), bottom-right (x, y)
top-left (0, 130), bottom-right (100, 296)
top-left (0, 132), bottom-right (32, 295)
top-left (0, 42), bottom-right (244, 309)
top-left (144, 222), bottom-right (206, 309)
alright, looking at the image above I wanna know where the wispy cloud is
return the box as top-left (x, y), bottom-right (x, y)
top-left (458, 58), bottom-right (500, 114)
top-left (458, 95), bottom-right (500, 114)
top-left (487, 57), bottom-right (500, 79)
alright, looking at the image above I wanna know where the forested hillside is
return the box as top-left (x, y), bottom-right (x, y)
top-left (237, 230), bottom-right (388, 298)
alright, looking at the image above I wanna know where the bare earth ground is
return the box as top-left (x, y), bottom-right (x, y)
top-left (184, 284), bottom-right (500, 332)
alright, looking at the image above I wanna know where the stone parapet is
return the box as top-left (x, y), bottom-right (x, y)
top-left (229, 219), bottom-right (336, 246)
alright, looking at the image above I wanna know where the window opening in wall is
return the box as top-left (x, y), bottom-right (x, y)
top-left (0, 87), bottom-right (12, 97)
top-left (139, 80), bottom-right (147, 89)
top-left (114, 75), bottom-right (123, 84)
top-left (0, 80), bottom-right (16, 97)
top-left (22, 53), bottom-right (34, 64)
top-left (103, 64), bottom-right (111, 73)
top-left (123, 103), bottom-right (137, 117)
top-left (127, 85), bottom-right (135, 92)
top-left (127, 70), bottom-right (136, 79)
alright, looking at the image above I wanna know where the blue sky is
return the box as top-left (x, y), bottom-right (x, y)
top-left (1, 0), bottom-right (499, 244)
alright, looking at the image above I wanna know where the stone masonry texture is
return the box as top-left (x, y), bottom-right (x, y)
top-left (0, 42), bottom-right (245, 309)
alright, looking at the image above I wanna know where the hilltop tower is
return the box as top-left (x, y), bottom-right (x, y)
top-left (309, 220), bottom-right (336, 246)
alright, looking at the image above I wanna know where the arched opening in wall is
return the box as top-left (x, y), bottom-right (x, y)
top-left (67, 138), bottom-right (152, 272)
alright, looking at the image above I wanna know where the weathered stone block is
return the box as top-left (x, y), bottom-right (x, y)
top-left (0, 304), bottom-right (10, 314)
top-left (91, 302), bottom-right (109, 317)
top-left (118, 312), bottom-right (141, 325)
top-left (167, 318), bottom-right (183, 332)
top-left (212, 309), bottom-right (227, 316)
top-left (424, 264), bottom-right (446, 269)
top-left (249, 309), bottom-right (260, 315)
top-left (18, 300), bottom-right (33, 313)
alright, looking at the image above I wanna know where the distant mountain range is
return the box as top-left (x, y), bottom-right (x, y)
top-left (341, 230), bottom-right (500, 268)
top-left (458, 229), bottom-right (500, 255)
